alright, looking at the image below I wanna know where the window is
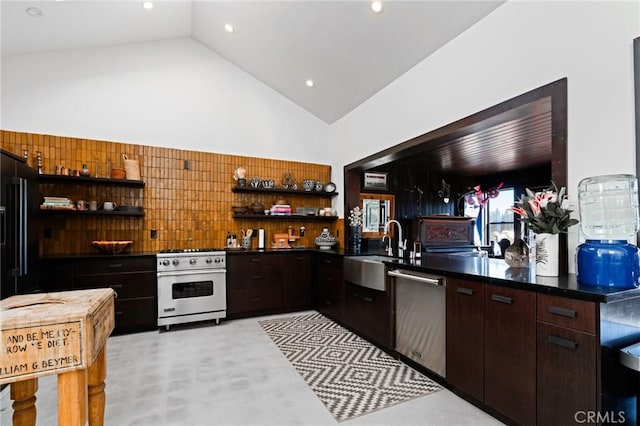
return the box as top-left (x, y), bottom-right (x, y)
top-left (486, 188), bottom-right (515, 246)
top-left (462, 187), bottom-right (515, 248)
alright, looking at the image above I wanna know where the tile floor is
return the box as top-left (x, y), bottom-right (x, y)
top-left (1, 311), bottom-right (503, 426)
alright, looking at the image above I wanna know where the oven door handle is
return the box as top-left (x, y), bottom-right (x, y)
top-left (157, 269), bottom-right (226, 278)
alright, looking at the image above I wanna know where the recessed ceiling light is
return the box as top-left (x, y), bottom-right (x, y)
top-left (371, 1), bottom-right (383, 13)
top-left (306, 80), bottom-right (315, 88)
top-left (25, 7), bottom-right (43, 17)
top-left (224, 24), bottom-right (234, 33)
top-left (142, 2), bottom-right (154, 10)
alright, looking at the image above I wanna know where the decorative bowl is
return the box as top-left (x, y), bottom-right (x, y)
top-left (232, 205), bottom-right (248, 214)
top-left (324, 182), bottom-right (337, 193)
top-left (250, 202), bottom-right (265, 214)
top-left (315, 240), bottom-right (338, 250)
top-left (92, 240), bottom-right (133, 254)
top-left (302, 179), bottom-right (315, 191)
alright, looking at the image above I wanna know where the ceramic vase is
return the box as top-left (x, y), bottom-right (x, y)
top-left (535, 233), bottom-right (559, 276)
top-left (349, 225), bottom-right (362, 253)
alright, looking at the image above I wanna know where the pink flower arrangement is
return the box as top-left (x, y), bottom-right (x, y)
top-left (510, 182), bottom-right (578, 234)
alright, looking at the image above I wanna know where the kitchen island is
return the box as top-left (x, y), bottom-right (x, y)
top-left (367, 253), bottom-right (640, 426)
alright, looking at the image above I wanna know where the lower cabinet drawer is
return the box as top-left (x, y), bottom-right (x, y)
top-left (113, 298), bottom-right (157, 332)
top-left (228, 287), bottom-right (283, 314)
top-left (74, 272), bottom-right (156, 299)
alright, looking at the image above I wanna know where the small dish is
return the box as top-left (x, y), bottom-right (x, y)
top-left (324, 182), bottom-right (336, 193)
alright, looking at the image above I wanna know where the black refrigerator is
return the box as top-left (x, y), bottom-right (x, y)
top-left (1, 149), bottom-right (39, 299)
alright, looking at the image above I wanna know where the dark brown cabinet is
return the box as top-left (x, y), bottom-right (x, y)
top-left (226, 252), bottom-right (313, 317)
top-left (484, 284), bottom-right (536, 426)
top-left (227, 253), bottom-right (287, 315)
top-left (288, 253), bottom-right (312, 308)
top-left (39, 255), bottom-right (157, 334)
top-left (446, 277), bottom-right (484, 402)
top-left (536, 294), bottom-right (598, 425)
top-left (343, 281), bottom-right (393, 348)
top-left (314, 252), bottom-right (343, 322)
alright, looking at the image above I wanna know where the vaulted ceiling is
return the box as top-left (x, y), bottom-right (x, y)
top-left (1, 0), bottom-right (505, 124)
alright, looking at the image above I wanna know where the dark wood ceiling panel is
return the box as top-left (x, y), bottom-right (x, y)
top-left (399, 107), bottom-right (552, 177)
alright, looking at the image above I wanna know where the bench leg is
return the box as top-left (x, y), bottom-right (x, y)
top-left (87, 347), bottom-right (107, 426)
top-left (10, 378), bottom-right (38, 426)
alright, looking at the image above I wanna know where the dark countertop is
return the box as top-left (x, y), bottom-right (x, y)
top-left (225, 247), bottom-right (346, 255)
top-left (40, 251), bottom-right (158, 260)
top-left (368, 253), bottom-right (640, 304)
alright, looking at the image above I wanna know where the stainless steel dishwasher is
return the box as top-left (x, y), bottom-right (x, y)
top-left (388, 269), bottom-right (446, 377)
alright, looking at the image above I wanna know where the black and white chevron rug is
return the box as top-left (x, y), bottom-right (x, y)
top-left (259, 312), bottom-right (441, 422)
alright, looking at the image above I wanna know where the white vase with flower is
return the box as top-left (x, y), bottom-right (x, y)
top-left (510, 182), bottom-right (579, 276)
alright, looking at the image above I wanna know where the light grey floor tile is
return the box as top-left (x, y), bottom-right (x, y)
top-left (0, 311), bottom-right (503, 425)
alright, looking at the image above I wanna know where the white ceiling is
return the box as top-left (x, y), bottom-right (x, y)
top-left (1, 0), bottom-right (504, 124)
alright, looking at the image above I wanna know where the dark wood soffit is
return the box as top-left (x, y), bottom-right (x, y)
top-left (345, 78), bottom-right (566, 178)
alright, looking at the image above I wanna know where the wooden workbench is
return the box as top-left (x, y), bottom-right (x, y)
top-left (0, 288), bottom-right (115, 425)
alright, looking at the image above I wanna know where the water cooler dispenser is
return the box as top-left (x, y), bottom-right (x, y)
top-left (576, 174), bottom-right (640, 288)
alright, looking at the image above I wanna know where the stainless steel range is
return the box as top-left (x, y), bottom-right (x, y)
top-left (157, 248), bottom-right (226, 330)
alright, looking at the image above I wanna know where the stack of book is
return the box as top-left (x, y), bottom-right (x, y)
top-left (271, 204), bottom-right (292, 216)
top-left (41, 196), bottom-right (74, 210)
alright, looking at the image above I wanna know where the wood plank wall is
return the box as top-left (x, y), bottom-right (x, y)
top-left (1, 131), bottom-right (344, 255)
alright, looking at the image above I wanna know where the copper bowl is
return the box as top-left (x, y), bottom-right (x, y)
top-left (92, 240), bottom-right (133, 254)
top-left (110, 168), bottom-right (126, 179)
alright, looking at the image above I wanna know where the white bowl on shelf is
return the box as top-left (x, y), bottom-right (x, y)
top-left (315, 240), bottom-right (337, 250)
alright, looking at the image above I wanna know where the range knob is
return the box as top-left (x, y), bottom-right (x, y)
top-left (214, 258), bottom-right (222, 263)
top-left (162, 260), bottom-right (170, 266)
top-left (172, 259), bottom-right (180, 266)
top-left (190, 258), bottom-right (197, 265)
top-left (206, 258), bottom-right (213, 264)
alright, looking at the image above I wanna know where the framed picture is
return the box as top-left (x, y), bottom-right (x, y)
top-left (363, 171), bottom-right (388, 190)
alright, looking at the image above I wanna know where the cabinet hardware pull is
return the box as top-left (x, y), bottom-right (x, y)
top-left (110, 284), bottom-right (124, 289)
top-left (108, 263), bottom-right (123, 268)
top-left (252, 275), bottom-right (262, 280)
top-left (251, 297), bottom-right (261, 302)
top-left (548, 305), bottom-right (576, 318)
top-left (457, 287), bottom-right (474, 296)
top-left (411, 350), bottom-right (423, 358)
top-left (491, 294), bottom-right (513, 304)
top-left (251, 258), bottom-right (261, 262)
top-left (325, 259), bottom-right (333, 264)
top-left (547, 335), bottom-right (577, 350)
top-left (364, 296), bottom-right (373, 303)
top-left (115, 311), bottom-right (123, 315)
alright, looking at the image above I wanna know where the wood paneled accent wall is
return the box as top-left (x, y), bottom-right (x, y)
top-left (2, 131), bottom-right (344, 255)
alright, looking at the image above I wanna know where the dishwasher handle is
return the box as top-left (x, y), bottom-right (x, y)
top-left (387, 269), bottom-right (444, 286)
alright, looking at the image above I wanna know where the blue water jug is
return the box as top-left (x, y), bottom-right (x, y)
top-left (576, 240), bottom-right (640, 288)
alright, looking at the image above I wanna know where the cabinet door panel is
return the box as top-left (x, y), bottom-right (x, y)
top-left (228, 287), bottom-right (283, 314)
top-left (316, 254), bottom-right (343, 321)
top-left (74, 272), bottom-right (156, 298)
top-left (446, 278), bottom-right (484, 401)
top-left (484, 285), bottom-right (536, 426)
top-left (290, 254), bottom-right (312, 307)
top-left (112, 298), bottom-right (157, 333)
top-left (537, 293), bottom-right (596, 333)
top-left (74, 257), bottom-right (155, 275)
top-left (537, 322), bottom-right (597, 424)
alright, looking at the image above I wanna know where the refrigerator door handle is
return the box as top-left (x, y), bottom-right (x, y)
top-left (11, 177), bottom-right (27, 277)
top-left (0, 206), bottom-right (5, 246)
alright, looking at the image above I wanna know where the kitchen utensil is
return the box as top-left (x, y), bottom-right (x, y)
top-left (92, 240), bottom-right (133, 254)
top-left (242, 236), bottom-right (251, 249)
top-left (246, 229), bottom-right (253, 238)
top-left (103, 201), bottom-right (118, 211)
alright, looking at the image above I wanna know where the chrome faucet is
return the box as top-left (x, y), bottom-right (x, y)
top-left (383, 220), bottom-right (407, 258)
